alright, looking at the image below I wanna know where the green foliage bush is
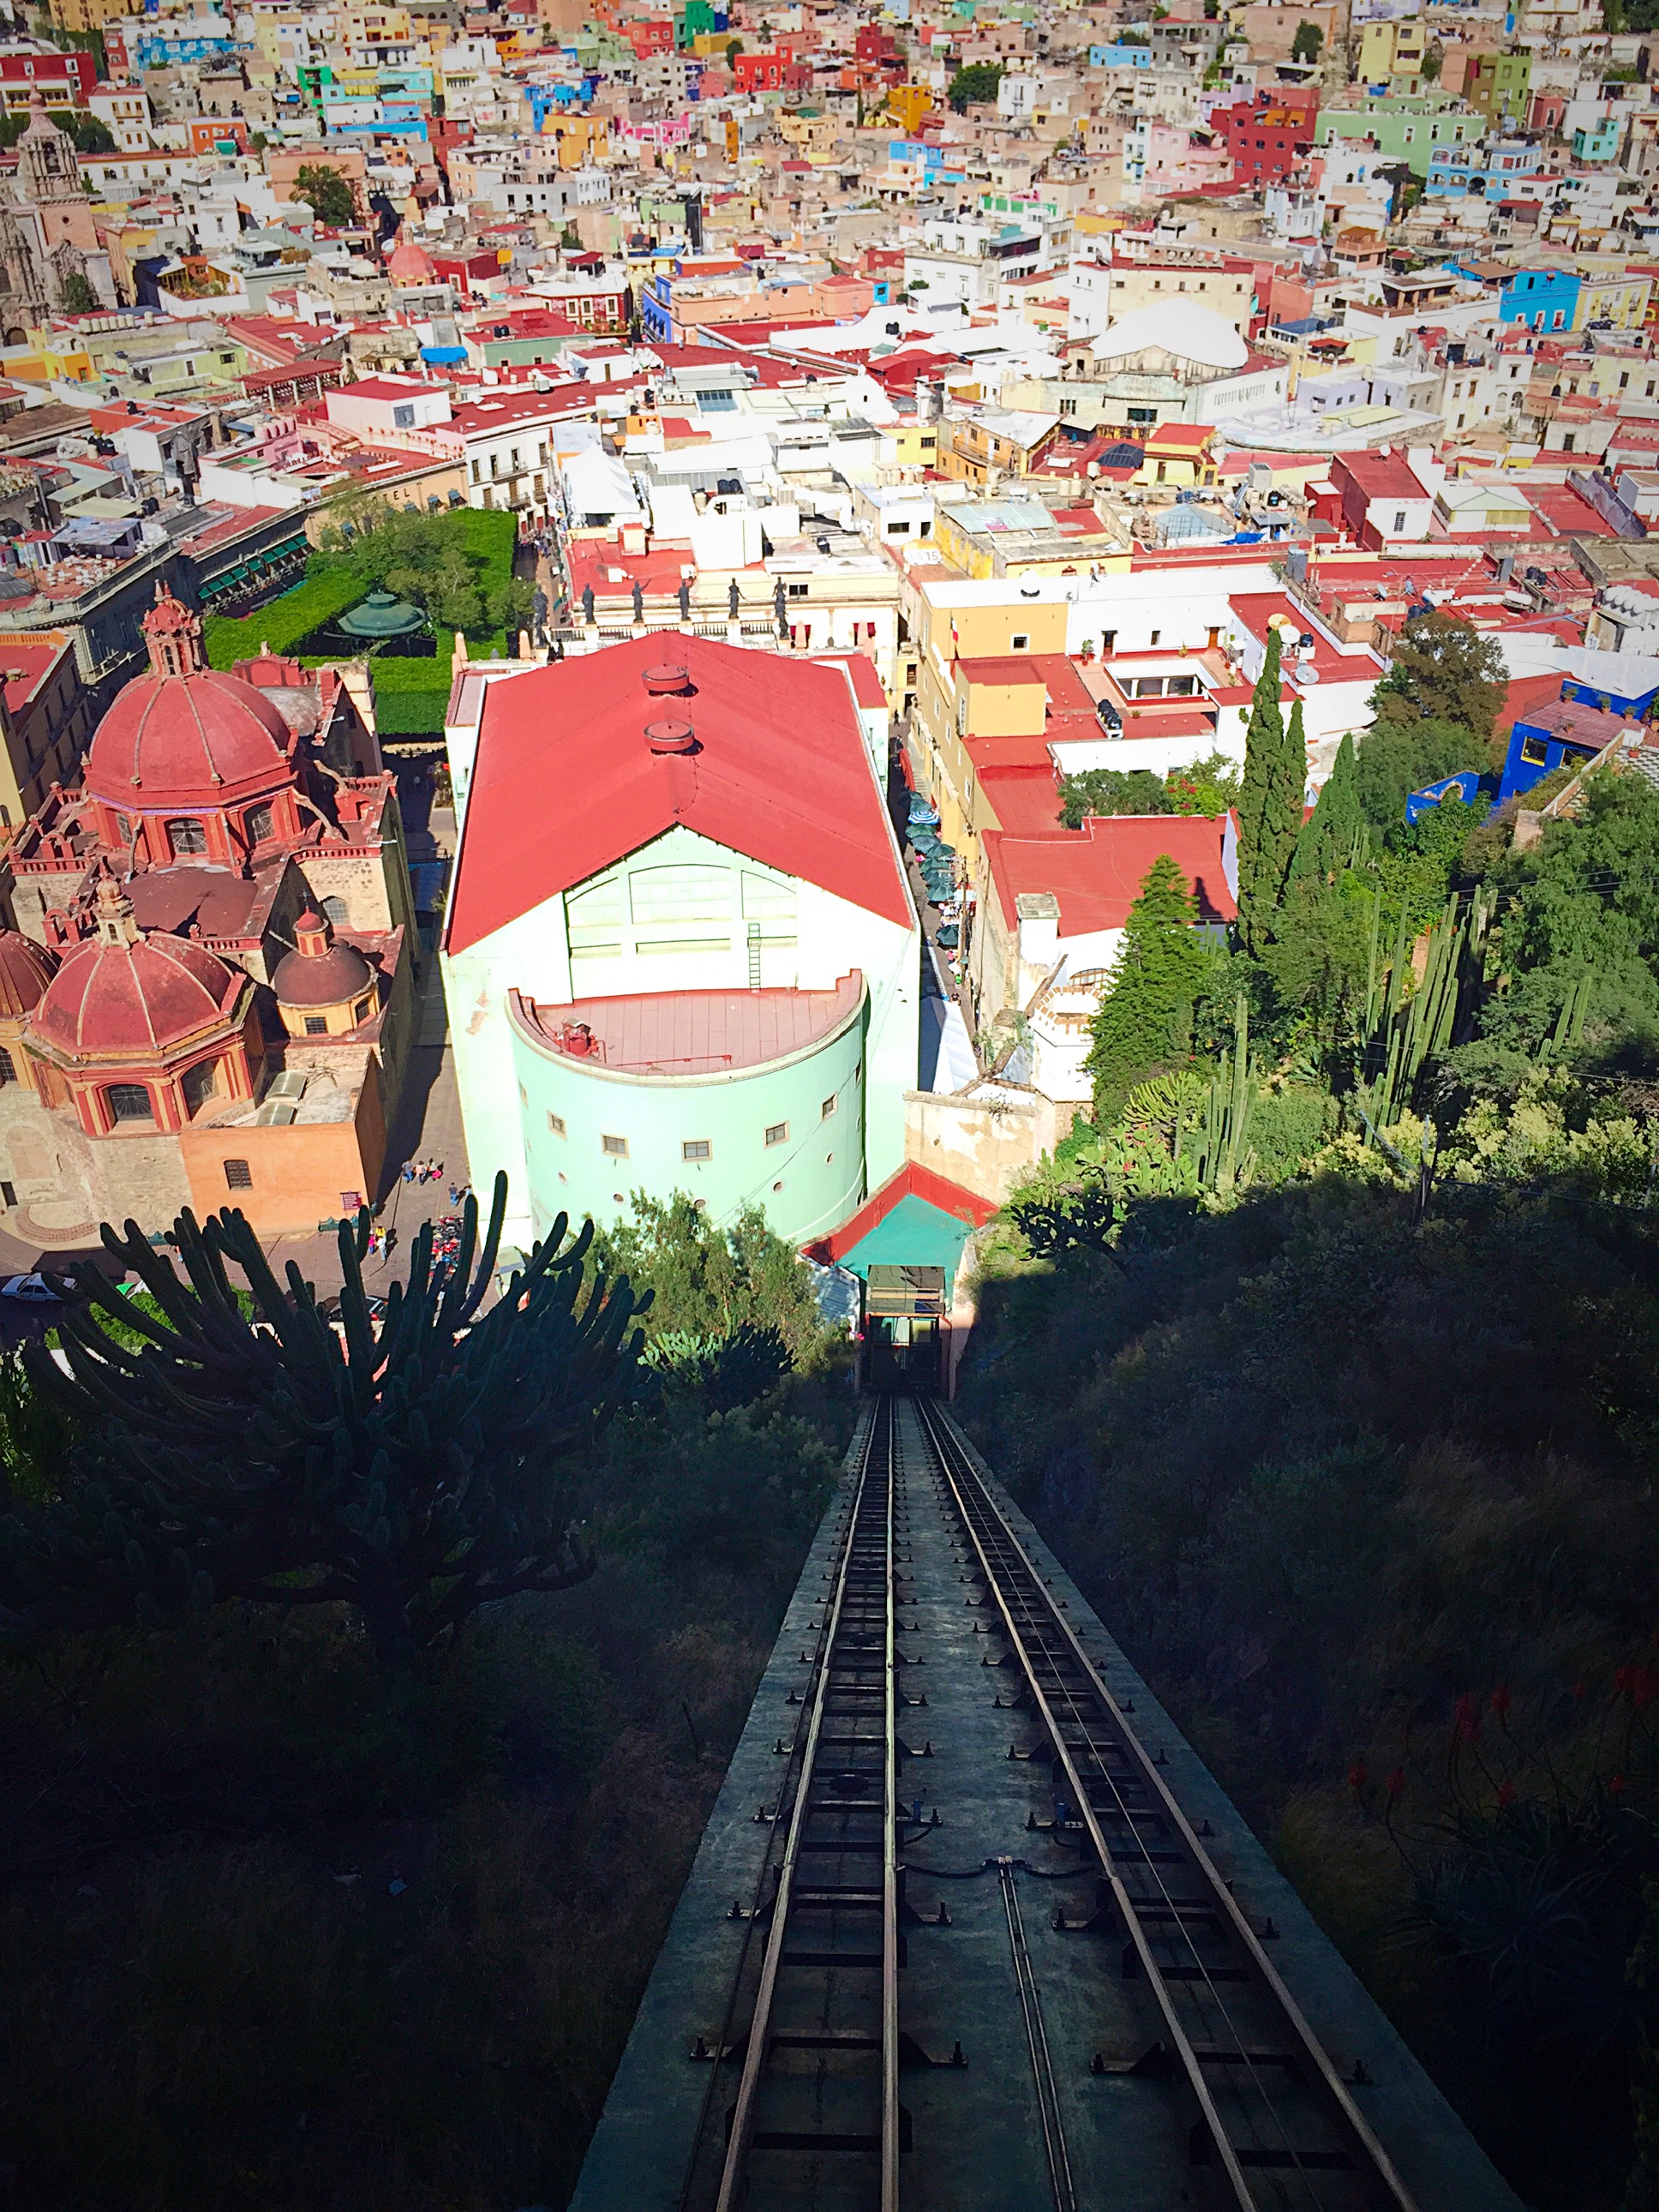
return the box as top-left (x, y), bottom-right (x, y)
top-left (0, 1184), bottom-right (852, 2208)
top-left (202, 568), bottom-right (370, 668)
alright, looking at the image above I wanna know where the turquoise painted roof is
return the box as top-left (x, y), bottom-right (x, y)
top-left (835, 1191), bottom-right (978, 1285)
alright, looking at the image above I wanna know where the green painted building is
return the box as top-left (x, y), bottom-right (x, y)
top-left (1316, 94), bottom-right (1484, 179)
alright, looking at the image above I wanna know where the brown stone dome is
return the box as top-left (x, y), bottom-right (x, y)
top-left (272, 910), bottom-right (374, 1009)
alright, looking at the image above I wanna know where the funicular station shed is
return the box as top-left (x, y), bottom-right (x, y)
top-left (803, 1160), bottom-right (994, 1393)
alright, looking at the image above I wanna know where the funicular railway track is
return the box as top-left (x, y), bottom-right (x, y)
top-left (668, 1396), bottom-right (1443, 2212)
top-left (680, 1397), bottom-right (902, 2212)
top-left (913, 1395), bottom-right (1420, 2212)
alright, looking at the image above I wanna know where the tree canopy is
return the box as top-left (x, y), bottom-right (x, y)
top-left (290, 162), bottom-right (356, 227)
top-left (314, 503), bottom-right (533, 641)
top-left (1371, 609), bottom-right (1508, 758)
top-left (1085, 853), bottom-right (1214, 1123)
top-left (947, 61), bottom-right (1003, 108)
top-left (1058, 753), bottom-right (1239, 827)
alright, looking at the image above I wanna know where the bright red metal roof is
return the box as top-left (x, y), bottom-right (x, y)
top-left (446, 636), bottom-right (913, 953)
top-left (982, 815), bottom-right (1237, 935)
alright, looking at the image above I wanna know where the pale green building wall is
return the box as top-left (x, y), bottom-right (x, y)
top-left (511, 980), bottom-right (868, 1244)
top-left (441, 820), bottom-right (919, 1249)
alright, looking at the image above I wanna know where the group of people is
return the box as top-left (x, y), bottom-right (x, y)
top-left (402, 1159), bottom-right (446, 1187)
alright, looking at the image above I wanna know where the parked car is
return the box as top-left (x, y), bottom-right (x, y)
top-left (0, 1273), bottom-right (75, 1304)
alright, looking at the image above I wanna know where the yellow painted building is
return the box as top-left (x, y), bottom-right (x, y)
top-left (542, 111), bottom-right (608, 165)
top-left (1575, 268), bottom-right (1652, 331)
top-left (46, 0), bottom-right (127, 29)
top-left (883, 82), bottom-right (936, 134)
top-left (880, 420), bottom-right (943, 469)
top-left (1357, 17), bottom-right (1427, 85)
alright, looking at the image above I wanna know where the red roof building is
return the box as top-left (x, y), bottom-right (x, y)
top-left (446, 635), bottom-right (912, 953)
top-left (440, 634), bottom-right (921, 1259)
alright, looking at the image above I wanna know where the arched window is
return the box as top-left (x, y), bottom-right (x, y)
top-left (320, 896), bottom-right (350, 926)
top-left (168, 818), bottom-right (207, 857)
top-left (107, 1082), bottom-right (152, 1123)
top-left (246, 804), bottom-right (274, 846)
top-left (182, 1060), bottom-right (217, 1118)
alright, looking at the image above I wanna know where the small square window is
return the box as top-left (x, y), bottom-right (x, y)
top-left (602, 1133), bottom-right (629, 1157)
top-left (224, 1158), bottom-right (252, 1190)
top-left (305, 1015), bottom-right (327, 1034)
top-left (1149, 629), bottom-right (1162, 646)
top-left (765, 1121), bottom-right (789, 1147)
top-left (821, 1095), bottom-right (836, 1118)
top-left (1010, 632), bottom-right (1029, 650)
top-left (683, 1137), bottom-right (711, 1161)
top-left (1519, 734), bottom-right (1550, 765)
top-left (548, 1112), bottom-right (566, 1136)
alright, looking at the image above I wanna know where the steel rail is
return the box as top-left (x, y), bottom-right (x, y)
top-left (915, 1394), bottom-right (1421, 2212)
top-left (997, 1856), bottom-right (1078, 2212)
top-left (711, 1394), bottom-right (899, 2212)
top-left (881, 1395), bottom-right (900, 2212)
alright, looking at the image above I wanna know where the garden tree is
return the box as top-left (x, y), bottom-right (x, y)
top-left (1085, 854), bottom-right (1215, 1122)
top-left (1422, 39), bottom-right (1444, 78)
top-left (0, 1176), bottom-right (648, 1666)
top-left (313, 503), bottom-right (533, 640)
top-left (1235, 633), bottom-right (1306, 950)
top-left (59, 271), bottom-right (99, 314)
top-left (947, 60), bottom-right (1003, 108)
top-left (1058, 765), bottom-right (1170, 824)
top-left (1233, 626), bottom-right (1283, 918)
top-left (1290, 18), bottom-right (1323, 60)
top-left (1063, 755), bottom-right (1243, 826)
top-left (1477, 775), bottom-right (1659, 1066)
top-left (1288, 728), bottom-right (1363, 890)
top-left (725, 35), bottom-right (742, 63)
top-left (65, 111), bottom-right (115, 153)
top-left (1375, 161), bottom-right (1417, 224)
top-left (589, 1190), bottom-right (829, 1365)
top-left (1351, 715), bottom-right (1477, 839)
top-left (290, 162), bottom-right (356, 227)
top-left (1371, 608), bottom-right (1507, 757)
top-left (1165, 750), bottom-right (1241, 816)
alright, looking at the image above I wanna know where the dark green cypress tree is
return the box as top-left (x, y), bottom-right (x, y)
top-left (1259, 694), bottom-right (1310, 913)
top-left (1234, 628), bottom-right (1283, 941)
top-left (1288, 730), bottom-right (1363, 889)
top-left (1085, 854), bottom-right (1214, 1124)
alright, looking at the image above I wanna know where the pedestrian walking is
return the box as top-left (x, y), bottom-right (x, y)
top-left (402, 1162), bottom-right (415, 1185)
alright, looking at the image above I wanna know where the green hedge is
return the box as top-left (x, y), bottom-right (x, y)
top-left (201, 509), bottom-right (522, 732)
top-left (202, 567), bottom-right (371, 670)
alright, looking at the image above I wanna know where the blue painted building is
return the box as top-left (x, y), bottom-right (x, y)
top-left (1500, 266), bottom-right (1579, 332)
top-left (1404, 768), bottom-right (1492, 824)
top-left (1572, 117), bottom-right (1620, 163)
top-left (1499, 694), bottom-right (1634, 803)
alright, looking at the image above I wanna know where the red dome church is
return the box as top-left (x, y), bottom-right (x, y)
top-left (0, 589), bottom-right (419, 1244)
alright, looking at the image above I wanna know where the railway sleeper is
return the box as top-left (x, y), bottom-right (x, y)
top-left (1188, 2125), bottom-right (1353, 2173)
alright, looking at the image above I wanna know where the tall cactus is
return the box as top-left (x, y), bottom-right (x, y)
top-left (0, 1173), bottom-right (649, 1663)
top-left (1195, 992), bottom-right (1256, 1192)
top-left (1351, 890), bottom-right (1492, 1136)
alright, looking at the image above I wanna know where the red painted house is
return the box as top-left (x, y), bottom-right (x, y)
top-left (1208, 86), bottom-right (1318, 189)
